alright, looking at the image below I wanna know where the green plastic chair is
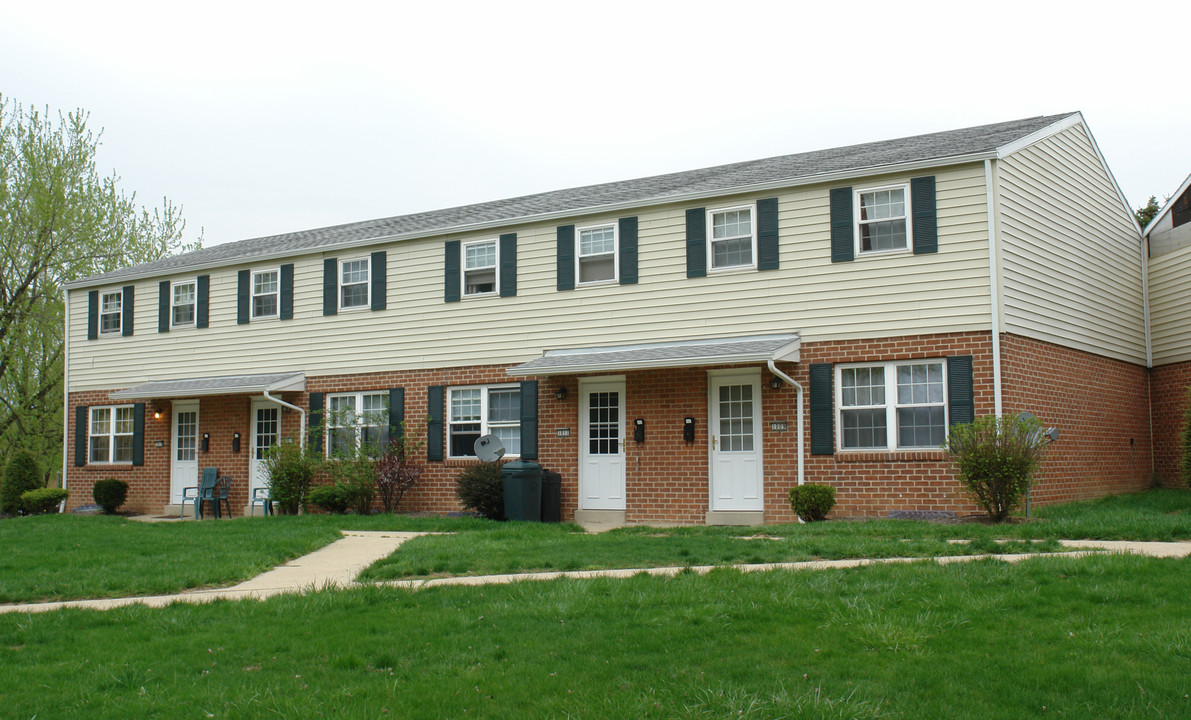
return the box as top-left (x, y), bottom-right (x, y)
top-left (215, 475), bottom-right (232, 518)
top-left (250, 487), bottom-right (273, 516)
top-left (181, 468), bottom-right (219, 519)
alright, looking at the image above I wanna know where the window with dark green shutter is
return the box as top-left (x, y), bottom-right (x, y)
top-left (74, 406), bottom-right (87, 466)
top-left (87, 290), bottom-right (99, 340)
top-left (809, 363), bottom-right (835, 455)
top-left (686, 207), bottom-right (707, 277)
top-left (279, 265), bottom-right (294, 320)
top-left (132, 403), bottom-right (145, 466)
top-left (556, 225), bottom-right (575, 290)
top-left (121, 286), bottom-right (134, 337)
top-left (618, 216), bottom-right (638, 284)
top-left (756, 198), bottom-right (779, 270)
top-left (947, 355), bottom-right (974, 426)
top-left (427, 386), bottom-right (445, 461)
top-left (308, 393), bottom-right (324, 453)
top-left (389, 388), bottom-right (405, 442)
top-left (237, 269), bottom-right (251, 324)
top-left (911, 175), bottom-right (938, 254)
top-left (444, 241), bottom-right (461, 302)
top-left (519, 380), bottom-right (538, 460)
top-left (830, 188), bottom-right (854, 262)
top-left (371, 252), bottom-right (387, 310)
top-left (158, 280), bottom-right (171, 333)
top-left (499, 234), bottom-right (517, 297)
top-left (323, 259), bottom-right (338, 315)
top-left (196, 275), bottom-right (210, 328)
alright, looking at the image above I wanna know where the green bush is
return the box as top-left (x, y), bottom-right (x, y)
top-left (2, 450), bottom-right (44, 515)
top-left (308, 484), bottom-right (352, 514)
top-left (788, 483), bottom-right (836, 522)
top-left (455, 462), bottom-right (505, 520)
top-left (263, 440), bottom-right (320, 514)
top-left (325, 451), bottom-right (377, 515)
top-left (92, 478), bottom-right (128, 514)
top-left (22, 487), bottom-right (68, 514)
top-left (945, 413), bottom-right (1047, 522)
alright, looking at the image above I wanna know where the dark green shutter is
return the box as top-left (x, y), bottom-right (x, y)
top-left (196, 275), bottom-right (209, 328)
top-left (757, 197), bottom-right (779, 270)
top-left (520, 380), bottom-right (538, 460)
top-left (911, 176), bottom-right (938, 254)
top-left (830, 188), bottom-right (854, 262)
top-left (280, 264), bottom-right (294, 320)
top-left (323, 259), bottom-right (338, 316)
top-left (237, 269), bottom-right (250, 324)
top-left (74, 406), bottom-right (87, 466)
top-left (499, 233), bottom-right (517, 297)
top-left (371, 251), bottom-right (387, 310)
top-left (132, 403), bottom-right (145, 466)
top-left (121, 286), bottom-right (134, 336)
top-left (686, 208), bottom-right (707, 278)
top-left (87, 290), bottom-right (98, 340)
top-left (556, 225), bottom-right (575, 291)
top-left (427, 386), bottom-right (445, 461)
top-left (947, 356), bottom-right (974, 426)
top-left (389, 388), bottom-right (405, 443)
top-left (619, 216), bottom-right (638, 284)
top-left (810, 363), bottom-right (835, 455)
top-left (158, 280), bottom-right (170, 333)
top-left (308, 392), bottom-right (324, 453)
top-left (444, 241), bottom-right (461, 302)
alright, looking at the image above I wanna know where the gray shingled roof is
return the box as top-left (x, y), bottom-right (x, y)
top-left (77, 113), bottom-right (1074, 286)
top-left (109, 371), bottom-right (305, 399)
top-left (508, 334), bottom-right (801, 376)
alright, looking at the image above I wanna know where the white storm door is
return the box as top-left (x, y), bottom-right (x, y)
top-left (709, 372), bottom-right (763, 512)
top-left (579, 378), bottom-right (626, 510)
top-left (170, 401), bottom-right (199, 504)
top-left (249, 400), bottom-right (281, 497)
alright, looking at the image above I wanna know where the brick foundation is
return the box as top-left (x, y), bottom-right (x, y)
top-left (1151, 360), bottom-right (1191, 486)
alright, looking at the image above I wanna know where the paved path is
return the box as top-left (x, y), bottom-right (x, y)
top-left (3, 535), bottom-right (1190, 615)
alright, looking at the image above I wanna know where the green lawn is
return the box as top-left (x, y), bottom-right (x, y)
top-left (2, 553), bottom-right (1189, 719)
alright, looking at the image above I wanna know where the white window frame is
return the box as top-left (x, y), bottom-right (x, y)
top-left (171, 279), bottom-right (196, 328)
top-left (339, 257), bottom-right (371, 311)
top-left (251, 268), bottom-right (280, 320)
top-left (575, 222), bottom-right (619, 285)
top-left (853, 183), bottom-right (913, 256)
top-left (835, 359), bottom-right (948, 452)
top-left (99, 290), bottom-right (122, 335)
top-left (325, 391), bottom-right (388, 457)
top-left (462, 239), bottom-right (499, 298)
top-left (706, 203), bottom-right (757, 271)
top-left (447, 384), bottom-right (521, 459)
top-left (89, 405), bottom-right (135, 464)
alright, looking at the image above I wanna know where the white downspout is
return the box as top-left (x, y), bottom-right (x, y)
top-left (60, 290), bottom-right (70, 511)
top-left (984, 159), bottom-right (1004, 417)
top-left (767, 359), bottom-right (804, 488)
top-left (262, 389), bottom-right (306, 447)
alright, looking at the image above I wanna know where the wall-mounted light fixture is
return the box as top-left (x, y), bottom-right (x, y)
top-left (232, 432), bottom-right (241, 453)
top-left (555, 387), bottom-right (568, 401)
top-left (769, 376), bottom-right (784, 390)
top-left (202, 433), bottom-right (210, 453)
top-left (153, 410), bottom-right (162, 420)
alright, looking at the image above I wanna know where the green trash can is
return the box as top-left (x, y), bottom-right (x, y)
top-left (501, 460), bottom-right (543, 522)
top-left (541, 470), bottom-right (561, 523)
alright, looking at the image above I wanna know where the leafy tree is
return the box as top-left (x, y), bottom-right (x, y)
top-left (1136, 196), bottom-right (1160, 230)
top-left (0, 96), bottom-right (200, 476)
top-left (1, 449), bottom-right (43, 515)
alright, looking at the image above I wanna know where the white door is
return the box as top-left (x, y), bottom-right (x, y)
top-left (579, 378), bottom-right (626, 510)
top-left (170, 401), bottom-right (199, 504)
top-left (709, 372), bottom-right (763, 512)
top-left (250, 400), bottom-right (281, 498)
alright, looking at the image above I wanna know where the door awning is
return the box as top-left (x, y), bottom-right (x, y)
top-left (109, 372), bottom-right (306, 400)
top-left (507, 334), bottom-right (800, 377)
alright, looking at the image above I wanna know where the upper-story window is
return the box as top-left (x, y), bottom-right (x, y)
top-left (99, 291), bottom-right (122, 335)
top-left (340, 258), bottom-right (371, 310)
top-left (448, 385), bottom-right (520, 458)
top-left (327, 391), bottom-right (388, 457)
top-left (837, 360), bottom-right (946, 451)
top-left (708, 205), bottom-right (756, 270)
top-left (90, 405), bottom-right (134, 463)
top-left (252, 270), bottom-right (279, 319)
top-left (577, 224), bottom-right (617, 284)
top-left (463, 240), bottom-right (498, 296)
top-left (856, 184), bottom-right (910, 254)
top-left (171, 280), bottom-right (196, 327)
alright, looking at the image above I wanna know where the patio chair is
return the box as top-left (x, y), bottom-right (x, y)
top-left (181, 468), bottom-right (219, 519)
top-left (250, 487), bottom-right (273, 517)
top-left (215, 475), bottom-right (233, 518)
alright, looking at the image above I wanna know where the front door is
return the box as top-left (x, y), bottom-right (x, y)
top-left (170, 401), bottom-right (199, 504)
top-left (709, 371), bottom-right (763, 512)
top-left (249, 400), bottom-right (281, 498)
top-left (579, 378), bottom-right (626, 510)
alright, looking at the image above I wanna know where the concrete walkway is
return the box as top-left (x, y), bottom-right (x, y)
top-left (3, 535), bottom-right (1190, 615)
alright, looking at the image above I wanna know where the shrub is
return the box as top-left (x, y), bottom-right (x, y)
top-left (1, 449), bottom-right (43, 515)
top-left (455, 462), bottom-right (505, 520)
top-left (788, 483), bottom-right (836, 522)
top-left (325, 451), bottom-right (377, 515)
top-left (945, 413), bottom-right (1047, 522)
top-left (308, 484), bottom-right (352, 514)
top-left (375, 420), bottom-right (426, 513)
top-left (22, 488), bottom-right (68, 514)
top-left (263, 440), bottom-right (320, 514)
top-left (92, 478), bottom-right (129, 514)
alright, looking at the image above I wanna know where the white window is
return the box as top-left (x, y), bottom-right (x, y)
top-left (855, 184), bottom-right (911, 254)
top-left (576, 224), bottom-right (617, 284)
top-left (463, 240), bottom-right (498, 296)
top-left (340, 258), bottom-right (370, 310)
top-left (252, 270), bottom-right (279, 319)
top-left (448, 385), bottom-right (521, 458)
top-left (171, 280), bottom-right (196, 327)
top-left (326, 391), bottom-right (388, 457)
top-left (708, 205), bottom-right (756, 270)
top-left (100, 291), bottom-right (122, 335)
top-left (837, 360), bottom-right (947, 451)
top-left (90, 406), bottom-right (135, 463)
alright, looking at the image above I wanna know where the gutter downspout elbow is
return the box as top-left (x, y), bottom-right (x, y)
top-left (768, 359), bottom-right (804, 488)
top-left (262, 389), bottom-right (306, 449)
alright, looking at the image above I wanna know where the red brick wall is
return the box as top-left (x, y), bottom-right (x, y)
top-left (1150, 360), bottom-right (1191, 486)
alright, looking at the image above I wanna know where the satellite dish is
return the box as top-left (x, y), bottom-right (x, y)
top-left (474, 434), bottom-right (506, 462)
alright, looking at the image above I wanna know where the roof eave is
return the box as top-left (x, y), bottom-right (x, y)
top-left (109, 372), bottom-right (306, 400)
top-left (506, 352), bottom-right (789, 377)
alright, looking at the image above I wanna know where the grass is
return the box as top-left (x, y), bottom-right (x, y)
top-left (2, 553), bottom-right (1190, 718)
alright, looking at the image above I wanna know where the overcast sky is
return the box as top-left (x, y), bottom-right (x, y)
top-left (3, 1), bottom-right (1188, 248)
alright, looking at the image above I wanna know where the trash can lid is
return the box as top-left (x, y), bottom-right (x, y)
top-left (502, 459), bottom-right (542, 470)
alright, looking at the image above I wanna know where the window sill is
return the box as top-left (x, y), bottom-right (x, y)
top-left (834, 449), bottom-right (948, 463)
top-left (84, 463), bottom-right (135, 471)
top-left (337, 305), bottom-right (371, 313)
top-left (706, 265), bottom-right (757, 276)
top-left (443, 456), bottom-right (521, 467)
top-left (855, 247), bottom-right (911, 259)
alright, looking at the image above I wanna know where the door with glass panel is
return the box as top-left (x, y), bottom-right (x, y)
top-left (709, 372), bottom-right (763, 512)
top-left (579, 378), bottom-right (626, 510)
top-left (170, 401), bottom-right (199, 504)
top-left (249, 400), bottom-right (281, 499)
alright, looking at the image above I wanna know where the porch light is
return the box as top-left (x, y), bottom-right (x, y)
top-left (769, 377), bottom-right (784, 390)
top-left (153, 410), bottom-right (162, 420)
top-left (555, 387), bottom-right (568, 400)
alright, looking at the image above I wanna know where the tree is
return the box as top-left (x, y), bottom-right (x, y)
top-left (1136, 196), bottom-right (1160, 230)
top-left (0, 96), bottom-right (200, 478)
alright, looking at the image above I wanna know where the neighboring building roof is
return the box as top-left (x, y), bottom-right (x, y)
top-left (508, 334), bottom-right (801, 376)
top-left (109, 371), bottom-right (306, 400)
top-left (1142, 171), bottom-right (1191, 237)
top-left (72, 113), bottom-right (1077, 288)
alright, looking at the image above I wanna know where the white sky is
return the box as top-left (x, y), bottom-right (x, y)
top-left (2, 1), bottom-right (1188, 247)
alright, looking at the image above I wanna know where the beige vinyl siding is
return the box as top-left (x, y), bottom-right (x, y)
top-left (1148, 210), bottom-right (1191, 258)
top-left (68, 164), bottom-right (993, 391)
top-left (996, 124), bottom-right (1145, 364)
top-left (1148, 242), bottom-right (1191, 365)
